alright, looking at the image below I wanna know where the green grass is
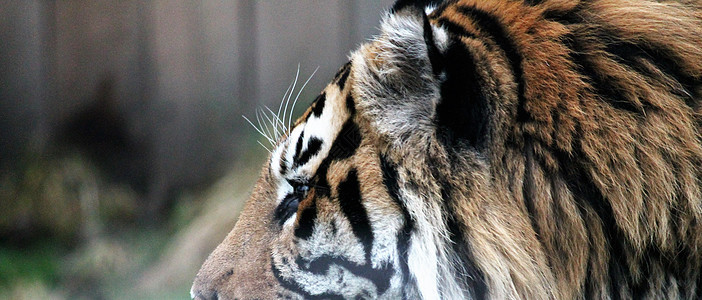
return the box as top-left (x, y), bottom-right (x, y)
top-left (0, 242), bottom-right (62, 287)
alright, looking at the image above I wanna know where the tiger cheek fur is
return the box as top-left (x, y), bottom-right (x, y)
top-left (270, 143), bottom-right (407, 299)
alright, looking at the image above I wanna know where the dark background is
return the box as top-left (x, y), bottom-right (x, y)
top-left (0, 1), bottom-right (392, 298)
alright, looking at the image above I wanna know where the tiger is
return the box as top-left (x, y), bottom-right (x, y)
top-left (191, 0), bottom-right (702, 298)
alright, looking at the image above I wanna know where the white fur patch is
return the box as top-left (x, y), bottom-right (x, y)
top-left (425, 5), bottom-right (437, 15)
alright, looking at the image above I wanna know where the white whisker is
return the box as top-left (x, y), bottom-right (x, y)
top-left (275, 81), bottom-right (295, 138)
top-left (254, 109), bottom-right (265, 137)
top-left (288, 66), bottom-right (319, 130)
top-left (282, 64), bottom-right (300, 137)
top-left (256, 140), bottom-right (271, 153)
top-left (264, 106), bottom-right (288, 137)
top-left (243, 115), bottom-right (275, 144)
top-left (260, 107), bottom-right (282, 145)
top-left (246, 66), bottom-right (314, 149)
top-left (277, 78), bottom-right (295, 120)
top-left (255, 109), bottom-right (273, 143)
top-left (263, 106), bottom-right (278, 143)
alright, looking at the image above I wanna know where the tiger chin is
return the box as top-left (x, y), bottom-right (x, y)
top-left (191, 0), bottom-right (702, 299)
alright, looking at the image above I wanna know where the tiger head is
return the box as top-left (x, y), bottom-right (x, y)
top-left (192, 0), bottom-right (702, 299)
top-left (191, 2), bottom-right (505, 298)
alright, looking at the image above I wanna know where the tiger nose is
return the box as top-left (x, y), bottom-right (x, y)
top-left (190, 280), bottom-right (221, 300)
top-left (190, 243), bottom-right (239, 299)
top-left (191, 182), bottom-right (280, 299)
top-left (190, 280), bottom-right (218, 300)
top-left (191, 268), bottom-right (229, 300)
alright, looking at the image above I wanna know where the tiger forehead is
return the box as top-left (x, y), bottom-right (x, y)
top-left (293, 62), bottom-right (353, 128)
top-left (272, 62), bottom-right (356, 180)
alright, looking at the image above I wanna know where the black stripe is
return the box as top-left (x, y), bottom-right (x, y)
top-left (428, 155), bottom-right (488, 299)
top-left (423, 12), bottom-right (444, 75)
top-left (604, 39), bottom-right (699, 108)
top-left (293, 131), bottom-right (305, 161)
top-left (553, 12), bottom-right (698, 113)
top-left (337, 169), bottom-right (374, 262)
top-left (561, 34), bottom-right (643, 114)
top-left (436, 17), bottom-right (478, 39)
top-left (455, 5), bottom-right (528, 123)
top-left (295, 255), bottom-right (394, 295)
top-left (294, 196), bottom-right (317, 239)
top-left (295, 137), bottom-right (323, 168)
top-left (522, 138), bottom-right (542, 239)
top-left (346, 94), bottom-right (356, 115)
top-left (328, 120), bottom-right (362, 160)
top-left (428, 0), bottom-right (452, 17)
top-left (543, 5), bottom-right (581, 25)
top-left (524, 0), bottom-right (545, 6)
top-left (294, 120), bottom-right (361, 239)
top-left (552, 140), bottom-right (632, 299)
top-left (313, 159), bottom-right (332, 198)
top-left (631, 246), bottom-right (667, 299)
top-left (380, 155), bottom-right (415, 295)
top-left (312, 92), bottom-right (326, 117)
top-left (435, 40), bottom-right (490, 148)
top-left (271, 260), bottom-right (345, 299)
top-left (294, 159), bottom-right (331, 239)
top-left (336, 62), bottom-right (352, 91)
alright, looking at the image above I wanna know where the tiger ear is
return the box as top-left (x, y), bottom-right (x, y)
top-left (353, 2), bottom-right (452, 148)
top-left (391, 0), bottom-right (445, 14)
top-left (390, 0), bottom-right (446, 76)
top-left (355, 1), bottom-right (490, 150)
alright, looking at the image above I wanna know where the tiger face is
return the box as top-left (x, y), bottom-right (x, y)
top-left (191, 61), bottom-right (408, 299)
top-left (190, 59), bottom-right (424, 298)
top-left (192, 0), bottom-right (702, 299)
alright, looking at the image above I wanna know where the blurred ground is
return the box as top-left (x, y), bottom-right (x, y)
top-left (0, 145), bottom-right (265, 299)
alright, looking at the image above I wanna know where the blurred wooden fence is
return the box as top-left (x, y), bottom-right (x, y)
top-left (0, 0), bottom-right (392, 204)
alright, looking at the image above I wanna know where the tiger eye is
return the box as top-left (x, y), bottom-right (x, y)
top-left (295, 184), bottom-right (309, 195)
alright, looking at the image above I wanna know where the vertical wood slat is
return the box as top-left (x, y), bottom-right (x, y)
top-left (0, 0), bottom-right (394, 192)
top-left (0, 0), bottom-right (49, 163)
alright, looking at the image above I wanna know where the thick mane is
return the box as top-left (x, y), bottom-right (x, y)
top-left (357, 0), bottom-right (702, 298)
top-left (442, 0), bottom-right (702, 298)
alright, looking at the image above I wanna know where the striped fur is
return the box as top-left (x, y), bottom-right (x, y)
top-left (192, 0), bottom-right (702, 299)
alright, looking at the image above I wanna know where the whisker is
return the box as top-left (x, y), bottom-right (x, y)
top-left (282, 64), bottom-right (300, 137)
top-left (263, 106), bottom-right (278, 143)
top-left (247, 65), bottom-right (315, 150)
top-left (257, 140), bottom-right (272, 153)
top-left (264, 106), bottom-right (288, 137)
top-left (260, 107), bottom-right (282, 145)
top-left (288, 66), bottom-right (319, 130)
top-left (254, 109), bottom-right (265, 138)
top-left (255, 109), bottom-right (273, 143)
top-left (243, 115), bottom-right (275, 144)
top-left (275, 81), bottom-right (295, 138)
top-left (277, 77), bottom-right (295, 119)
